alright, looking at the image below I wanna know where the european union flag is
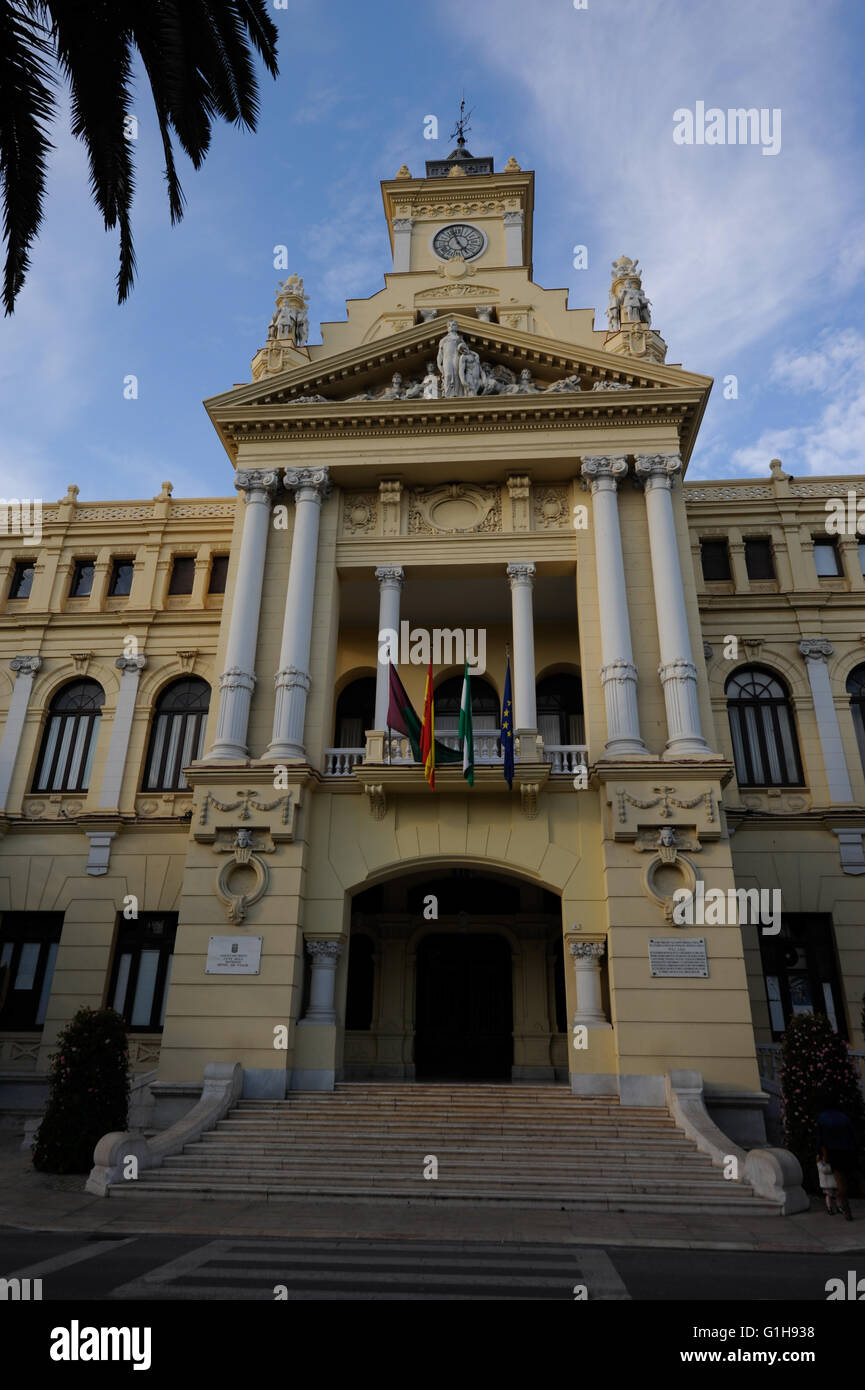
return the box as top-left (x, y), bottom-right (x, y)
top-left (501, 655), bottom-right (515, 789)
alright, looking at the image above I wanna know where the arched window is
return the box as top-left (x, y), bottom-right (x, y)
top-left (537, 672), bottom-right (584, 746)
top-left (33, 679), bottom-right (104, 792)
top-left (725, 667), bottom-right (803, 787)
top-left (143, 678), bottom-right (210, 791)
top-left (847, 663), bottom-right (865, 774)
top-left (434, 675), bottom-right (499, 732)
top-left (334, 676), bottom-right (376, 747)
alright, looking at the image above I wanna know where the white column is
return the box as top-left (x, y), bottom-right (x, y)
top-left (0, 656), bottom-right (41, 810)
top-left (581, 457), bottom-right (648, 756)
top-left (506, 562), bottom-right (538, 752)
top-left (635, 454), bottom-right (711, 756)
top-left (799, 640), bottom-right (853, 802)
top-left (266, 467), bottom-right (332, 760)
top-left (392, 218), bottom-right (413, 273)
top-left (207, 469), bottom-right (279, 759)
top-left (374, 566), bottom-right (405, 729)
top-left (299, 940), bottom-right (344, 1026)
top-left (569, 940), bottom-right (612, 1028)
top-left (503, 211), bottom-right (524, 266)
top-left (98, 654), bottom-right (146, 808)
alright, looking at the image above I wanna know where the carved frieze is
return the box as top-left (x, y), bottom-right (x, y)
top-left (342, 492), bottom-right (378, 535)
top-left (533, 486), bottom-right (569, 530)
top-left (408, 483), bottom-right (501, 535)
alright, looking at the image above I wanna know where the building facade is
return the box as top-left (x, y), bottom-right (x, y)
top-left (1, 146), bottom-right (863, 1148)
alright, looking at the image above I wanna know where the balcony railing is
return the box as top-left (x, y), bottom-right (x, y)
top-left (323, 737), bottom-right (588, 777)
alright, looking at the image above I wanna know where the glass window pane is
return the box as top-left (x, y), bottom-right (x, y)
top-left (79, 717), bottom-right (99, 790)
top-left (814, 542), bottom-right (840, 576)
top-left (159, 954), bottom-right (174, 1026)
top-left (822, 981), bottom-right (838, 1032)
top-left (760, 705), bottom-right (783, 783)
top-left (35, 943), bottom-right (58, 1025)
top-left (112, 953), bottom-right (132, 1013)
top-left (14, 943), bottom-right (40, 990)
top-left (162, 717), bottom-right (182, 788)
top-left (766, 975), bottom-right (786, 1033)
top-left (36, 717), bottom-right (60, 790)
top-left (131, 950), bottom-right (160, 1026)
top-left (743, 705), bottom-right (765, 782)
top-left (178, 716), bottom-right (198, 788)
top-left (728, 709), bottom-right (748, 782)
top-left (51, 719), bottom-right (75, 790)
top-left (66, 717), bottom-right (90, 790)
top-left (193, 713), bottom-right (207, 762)
top-left (0, 942), bottom-right (13, 970)
top-left (775, 705), bottom-right (799, 782)
top-left (145, 715), bottom-right (168, 790)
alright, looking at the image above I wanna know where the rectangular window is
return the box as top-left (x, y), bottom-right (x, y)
top-left (69, 559), bottom-right (95, 597)
top-left (0, 914), bottom-right (64, 1031)
top-left (107, 914), bottom-right (177, 1032)
top-left (168, 556), bottom-right (195, 595)
top-left (208, 555), bottom-right (229, 594)
top-left (759, 914), bottom-right (845, 1041)
top-left (813, 539), bottom-right (842, 577)
top-left (108, 558), bottom-right (134, 596)
top-left (9, 561), bottom-right (34, 599)
top-left (744, 537), bottom-right (775, 580)
top-left (700, 539), bottom-right (732, 581)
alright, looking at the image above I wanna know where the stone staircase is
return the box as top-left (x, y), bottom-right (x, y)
top-left (110, 1083), bottom-right (780, 1213)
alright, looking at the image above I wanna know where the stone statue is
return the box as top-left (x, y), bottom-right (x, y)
top-left (401, 376), bottom-right (425, 399)
top-left (422, 363), bottom-right (440, 398)
top-left (479, 362), bottom-right (516, 395)
top-left (508, 368), bottom-right (539, 394)
top-left (606, 290), bottom-right (621, 332)
top-left (269, 273), bottom-right (310, 347)
top-left (437, 320), bottom-right (468, 396)
top-left (459, 347), bottom-right (482, 396)
top-left (380, 372), bottom-right (404, 400)
top-left (476, 305), bottom-right (494, 322)
top-left (546, 373), bottom-right (582, 393)
top-left (623, 280), bottom-right (651, 325)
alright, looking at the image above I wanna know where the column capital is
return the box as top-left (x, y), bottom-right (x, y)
top-left (275, 665), bottom-right (311, 693)
top-left (219, 666), bottom-right (256, 693)
top-left (503, 210), bottom-right (524, 227)
top-left (235, 469), bottom-right (280, 501)
top-left (506, 561), bottom-right (536, 589)
top-left (658, 658), bottom-right (698, 683)
top-left (283, 466), bottom-right (332, 502)
top-left (798, 638), bottom-right (834, 663)
top-left (115, 654), bottom-right (147, 673)
top-left (374, 565), bottom-right (405, 589)
top-left (569, 940), bottom-right (606, 962)
top-left (10, 655), bottom-right (41, 676)
top-left (635, 453), bottom-right (683, 489)
top-left (580, 455), bottom-right (629, 492)
top-left (306, 939), bottom-right (344, 961)
top-left (392, 217), bottom-right (414, 232)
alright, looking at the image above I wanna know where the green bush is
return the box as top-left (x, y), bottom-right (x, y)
top-left (32, 1007), bottom-right (130, 1174)
top-left (780, 1013), bottom-right (865, 1191)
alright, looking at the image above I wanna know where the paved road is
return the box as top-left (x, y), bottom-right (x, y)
top-left (0, 1228), bottom-right (858, 1301)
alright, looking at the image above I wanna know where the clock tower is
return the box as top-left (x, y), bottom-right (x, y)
top-left (381, 142), bottom-right (534, 283)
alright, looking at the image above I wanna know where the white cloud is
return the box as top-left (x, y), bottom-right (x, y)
top-left (731, 330), bottom-right (865, 475)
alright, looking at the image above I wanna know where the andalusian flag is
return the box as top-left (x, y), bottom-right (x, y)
top-left (420, 662), bottom-right (435, 789)
top-left (459, 661), bottom-right (474, 786)
top-left (386, 662), bottom-right (461, 768)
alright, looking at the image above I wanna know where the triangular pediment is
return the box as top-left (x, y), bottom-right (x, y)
top-left (204, 315), bottom-right (712, 461)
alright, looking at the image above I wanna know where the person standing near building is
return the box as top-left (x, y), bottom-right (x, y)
top-left (817, 1102), bottom-right (858, 1221)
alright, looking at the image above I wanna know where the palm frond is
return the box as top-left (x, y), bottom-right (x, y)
top-left (0, 1), bottom-right (56, 313)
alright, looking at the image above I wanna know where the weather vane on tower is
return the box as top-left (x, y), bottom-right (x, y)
top-left (449, 95), bottom-right (473, 148)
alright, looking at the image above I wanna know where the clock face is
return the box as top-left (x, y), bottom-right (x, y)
top-left (432, 223), bottom-right (486, 261)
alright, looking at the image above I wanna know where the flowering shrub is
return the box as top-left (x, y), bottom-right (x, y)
top-left (32, 1007), bottom-right (130, 1174)
top-left (780, 1013), bottom-right (864, 1191)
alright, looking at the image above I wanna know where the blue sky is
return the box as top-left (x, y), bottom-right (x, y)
top-left (2, 0), bottom-right (864, 501)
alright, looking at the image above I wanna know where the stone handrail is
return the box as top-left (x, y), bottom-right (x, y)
top-left (86, 1061), bottom-right (242, 1197)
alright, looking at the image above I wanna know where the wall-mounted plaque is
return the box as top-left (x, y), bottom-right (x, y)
top-left (206, 936), bottom-right (263, 975)
top-left (648, 937), bottom-right (709, 978)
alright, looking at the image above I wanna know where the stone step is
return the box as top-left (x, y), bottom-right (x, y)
top-left (196, 1140), bottom-right (708, 1160)
top-left (108, 1177), bottom-right (775, 1213)
top-left (165, 1150), bottom-right (716, 1172)
top-left (211, 1124), bottom-right (682, 1143)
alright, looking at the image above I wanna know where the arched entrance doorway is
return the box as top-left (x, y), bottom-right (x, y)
top-left (345, 869), bottom-right (567, 1083)
top-left (415, 933), bottom-right (513, 1080)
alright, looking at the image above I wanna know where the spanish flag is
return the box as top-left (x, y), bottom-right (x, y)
top-left (420, 662), bottom-right (435, 789)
